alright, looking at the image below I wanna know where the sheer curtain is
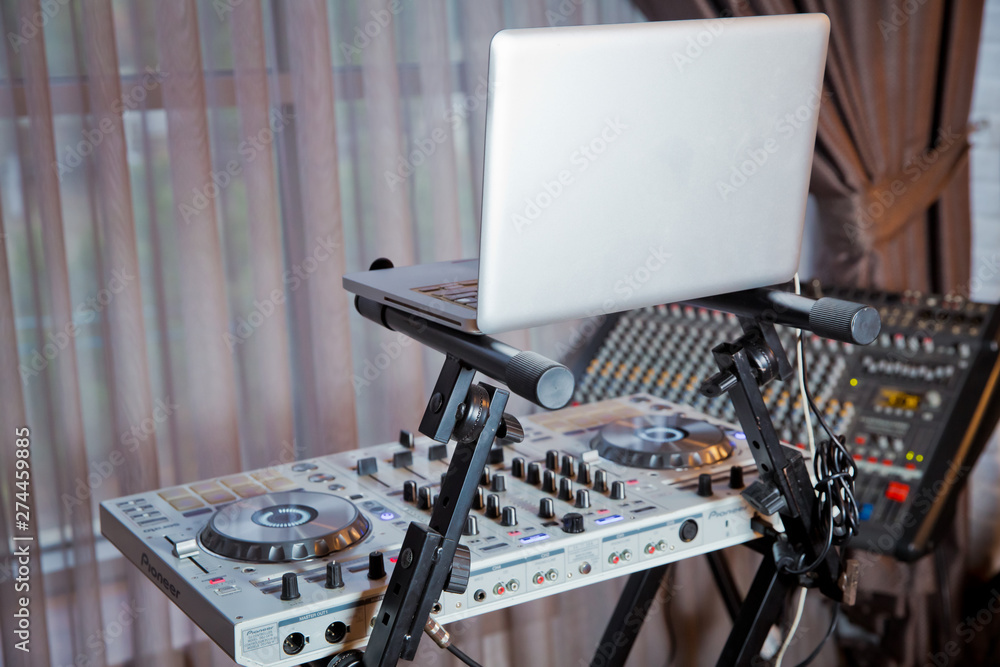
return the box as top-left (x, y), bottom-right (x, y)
top-left (0, 1), bottom-right (668, 666)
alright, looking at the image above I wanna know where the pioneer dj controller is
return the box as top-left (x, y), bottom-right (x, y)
top-left (573, 285), bottom-right (1000, 560)
top-left (101, 395), bottom-right (773, 667)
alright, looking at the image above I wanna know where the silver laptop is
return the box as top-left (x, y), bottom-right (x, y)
top-left (343, 14), bottom-right (830, 334)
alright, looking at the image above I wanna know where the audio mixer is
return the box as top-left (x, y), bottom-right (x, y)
top-left (573, 284), bottom-right (1000, 560)
top-left (101, 395), bottom-right (773, 667)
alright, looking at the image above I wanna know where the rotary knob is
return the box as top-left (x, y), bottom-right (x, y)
top-left (526, 462), bottom-right (542, 485)
top-left (575, 489), bottom-right (591, 509)
top-left (697, 474), bottom-right (713, 497)
top-left (559, 477), bottom-right (574, 501)
top-left (512, 457), bottom-right (526, 478)
top-left (486, 494), bottom-right (501, 519)
top-left (561, 512), bottom-right (585, 534)
top-left (577, 462), bottom-right (592, 485)
top-left (480, 468), bottom-right (491, 486)
top-left (561, 455), bottom-right (575, 478)
top-left (491, 473), bottom-right (507, 493)
top-left (501, 506), bottom-right (518, 527)
top-left (418, 486), bottom-right (434, 510)
top-left (539, 497), bottom-right (556, 519)
top-left (280, 572), bottom-right (300, 600)
top-left (325, 561), bottom-right (344, 589)
top-left (403, 480), bottom-right (418, 503)
top-left (546, 450), bottom-right (559, 471)
top-left (443, 544), bottom-right (471, 594)
top-left (463, 515), bottom-right (479, 536)
top-left (542, 470), bottom-right (558, 493)
top-left (368, 551), bottom-right (386, 579)
top-left (610, 481), bottom-right (626, 500)
top-left (729, 466), bottom-right (744, 489)
top-left (594, 470), bottom-right (609, 493)
top-left (472, 487), bottom-right (485, 510)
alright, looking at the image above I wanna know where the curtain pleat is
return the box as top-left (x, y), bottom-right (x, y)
top-left (154, 0), bottom-right (241, 481)
top-left (230, 0), bottom-right (297, 469)
top-left (79, 3), bottom-right (182, 666)
top-left (284, 0), bottom-right (358, 458)
top-left (0, 200), bottom-right (52, 667)
top-left (16, 1), bottom-right (106, 664)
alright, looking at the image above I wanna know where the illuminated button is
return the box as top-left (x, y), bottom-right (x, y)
top-left (167, 496), bottom-right (205, 511)
top-left (209, 577), bottom-right (225, 585)
top-left (859, 503), bottom-right (874, 521)
top-left (886, 482), bottom-right (910, 503)
top-left (906, 463), bottom-right (917, 470)
top-left (200, 489), bottom-right (237, 504)
top-left (232, 484), bottom-right (266, 498)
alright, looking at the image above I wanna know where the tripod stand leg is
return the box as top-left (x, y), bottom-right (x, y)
top-left (707, 551), bottom-right (742, 622)
top-left (590, 564), bottom-right (670, 667)
top-left (716, 554), bottom-right (791, 667)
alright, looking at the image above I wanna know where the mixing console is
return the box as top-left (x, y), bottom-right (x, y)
top-left (102, 395), bottom-right (769, 667)
top-left (573, 284), bottom-right (1000, 560)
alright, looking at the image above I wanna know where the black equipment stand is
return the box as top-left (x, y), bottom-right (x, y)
top-left (589, 316), bottom-right (859, 667)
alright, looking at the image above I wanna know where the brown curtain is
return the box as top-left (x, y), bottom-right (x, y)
top-left (633, 0), bottom-right (985, 294)
top-left (0, 1), bottom-right (662, 666)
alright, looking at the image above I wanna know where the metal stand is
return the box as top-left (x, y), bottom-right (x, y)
top-left (591, 318), bottom-right (855, 667)
top-left (339, 354), bottom-right (521, 667)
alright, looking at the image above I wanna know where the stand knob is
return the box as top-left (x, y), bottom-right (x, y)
top-left (561, 455), bottom-right (575, 478)
top-left (472, 487), bottom-right (485, 510)
top-left (501, 506), bottom-right (518, 527)
top-left (403, 480), bottom-right (418, 503)
top-left (729, 466), bottom-right (745, 489)
top-left (539, 497), bottom-right (556, 519)
top-left (594, 470), bottom-right (609, 493)
top-left (575, 489), bottom-right (591, 509)
top-left (546, 450), bottom-right (559, 471)
top-left (610, 481), bottom-right (626, 500)
top-left (577, 462), bottom-right (592, 485)
top-left (697, 473), bottom-right (713, 497)
top-left (526, 462), bottom-right (541, 485)
top-left (368, 551), bottom-right (386, 579)
top-left (491, 473), bottom-right (507, 493)
top-left (542, 470), bottom-right (558, 493)
top-left (559, 477), bottom-right (574, 501)
top-left (325, 562), bottom-right (344, 589)
top-left (463, 515), bottom-right (479, 536)
top-left (280, 572), bottom-right (300, 601)
top-left (443, 545), bottom-right (471, 595)
top-left (512, 457), bottom-right (525, 478)
top-left (561, 512), bottom-right (585, 534)
top-left (486, 494), bottom-right (501, 519)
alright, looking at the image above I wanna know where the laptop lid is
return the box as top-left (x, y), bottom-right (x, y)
top-left (475, 14), bottom-right (829, 334)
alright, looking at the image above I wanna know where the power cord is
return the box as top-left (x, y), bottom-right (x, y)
top-left (447, 643), bottom-right (484, 667)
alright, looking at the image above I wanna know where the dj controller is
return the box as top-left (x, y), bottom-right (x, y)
top-left (573, 284), bottom-right (1000, 560)
top-left (101, 395), bottom-right (772, 667)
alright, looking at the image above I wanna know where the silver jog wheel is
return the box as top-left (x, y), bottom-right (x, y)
top-left (200, 490), bottom-right (370, 563)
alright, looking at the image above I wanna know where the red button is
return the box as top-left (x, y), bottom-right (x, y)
top-left (209, 577), bottom-right (225, 585)
top-left (855, 435), bottom-right (866, 445)
top-left (905, 463), bottom-right (916, 470)
top-left (886, 481), bottom-right (909, 503)
top-left (852, 454), bottom-right (863, 461)
top-left (868, 457), bottom-right (878, 463)
top-left (883, 460), bottom-right (893, 466)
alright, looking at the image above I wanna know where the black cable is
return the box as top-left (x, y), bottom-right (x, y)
top-left (793, 604), bottom-right (840, 667)
top-left (447, 643), bottom-right (484, 667)
top-left (781, 338), bottom-right (859, 576)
